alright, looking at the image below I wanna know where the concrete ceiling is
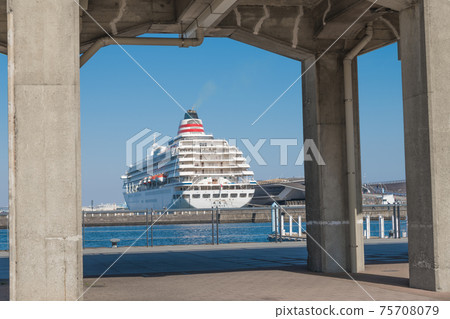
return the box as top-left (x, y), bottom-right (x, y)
top-left (0, 0), bottom-right (405, 60)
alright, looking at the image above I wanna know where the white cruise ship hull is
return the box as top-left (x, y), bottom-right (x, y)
top-left (124, 185), bottom-right (254, 211)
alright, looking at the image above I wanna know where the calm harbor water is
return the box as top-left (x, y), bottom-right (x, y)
top-left (0, 220), bottom-right (406, 250)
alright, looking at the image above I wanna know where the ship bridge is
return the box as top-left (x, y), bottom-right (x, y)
top-left (2, 0), bottom-right (450, 299)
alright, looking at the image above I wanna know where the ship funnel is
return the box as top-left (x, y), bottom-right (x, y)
top-left (185, 109), bottom-right (199, 119)
top-left (178, 110), bottom-right (205, 136)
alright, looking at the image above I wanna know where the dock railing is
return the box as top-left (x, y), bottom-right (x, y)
top-left (80, 206), bottom-right (305, 248)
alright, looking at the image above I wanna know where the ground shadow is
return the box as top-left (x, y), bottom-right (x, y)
top-left (0, 240), bottom-right (410, 300)
top-left (0, 280), bottom-right (8, 301)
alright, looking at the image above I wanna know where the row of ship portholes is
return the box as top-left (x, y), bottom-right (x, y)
top-left (178, 185), bottom-right (254, 191)
top-left (174, 193), bottom-right (252, 200)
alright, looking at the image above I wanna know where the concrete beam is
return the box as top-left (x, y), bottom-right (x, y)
top-left (238, 0), bottom-right (322, 7)
top-left (78, 0), bottom-right (89, 15)
top-left (79, 0), bottom-right (175, 44)
top-left (368, 0), bottom-right (413, 11)
top-left (399, 0), bottom-right (450, 292)
top-left (316, 0), bottom-right (380, 40)
top-left (302, 53), bottom-right (364, 273)
top-left (78, 0), bottom-right (89, 32)
top-left (80, 36), bottom-right (204, 67)
top-left (184, 0), bottom-right (239, 37)
top-left (230, 28), bottom-right (313, 61)
top-left (81, 22), bottom-right (157, 53)
top-left (177, 0), bottom-right (210, 24)
top-left (8, 0), bottom-right (82, 300)
top-left (0, 0), bottom-right (403, 53)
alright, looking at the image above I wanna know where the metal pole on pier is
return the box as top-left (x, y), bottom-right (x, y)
top-left (289, 215), bottom-right (293, 236)
top-left (6, 211), bottom-right (9, 249)
top-left (150, 209), bottom-right (154, 247)
top-left (396, 204), bottom-right (401, 239)
top-left (393, 205), bottom-right (396, 238)
top-left (366, 215), bottom-right (371, 239)
top-left (211, 208), bottom-right (215, 245)
top-left (391, 206), bottom-right (396, 238)
top-left (146, 209), bottom-right (149, 247)
top-left (405, 214), bottom-right (408, 238)
top-left (298, 215), bottom-right (302, 237)
top-left (278, 210), bottom-right (282, 242)
top-left (82, 211), bottom-right (85, 248)
top-left (216, 208), bottom-right (220, 245)
top-left (379, 215), bottom-right (384, 238)
top-left (274, 207), bottom-right (278, 242)
top-left (271, 202), bottom-right (277, 233)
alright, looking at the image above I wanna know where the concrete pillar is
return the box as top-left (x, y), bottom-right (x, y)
top-left (399, 0), bottom-right (450, 291)
top-left (302, 53), bottom-right (364, 273)
top-left (8, 0), bottom-right (82, 300)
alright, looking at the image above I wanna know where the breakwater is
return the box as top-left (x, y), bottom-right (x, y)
top-left (0, 205), bottom-right (407, 229)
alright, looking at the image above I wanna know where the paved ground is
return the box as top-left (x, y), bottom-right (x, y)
top-left (0, 239), bottom-right (409, 279)
top-left (2, 239), bottom-right (446, 301)
top-left (81, 263), bottom-right (450, 301)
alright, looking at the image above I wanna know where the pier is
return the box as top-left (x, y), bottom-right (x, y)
top-left (0, 204), bottom-right (408, 229)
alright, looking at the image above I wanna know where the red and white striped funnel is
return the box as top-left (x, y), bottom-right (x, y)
top-left (177, 110), bottom-right (205, 136)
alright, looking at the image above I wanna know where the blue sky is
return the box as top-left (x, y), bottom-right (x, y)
top-left (0, 38), bottom-right (404, 207)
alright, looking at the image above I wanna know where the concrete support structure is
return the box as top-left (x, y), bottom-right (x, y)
top-left (8, 0), bottom-right (82, 300)
top-left (2, 0), bottom-right (447, 298)
top-left (302, 53), bottom-right (364, 273)
top-left (399, 0), bottom-right (450, 291)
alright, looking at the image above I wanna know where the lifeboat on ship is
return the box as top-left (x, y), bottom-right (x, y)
top-left (154, 174), bottom-right (166, 183)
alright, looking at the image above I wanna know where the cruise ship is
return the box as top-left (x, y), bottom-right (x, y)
top-left (122, 110), bottom-right (256, 210)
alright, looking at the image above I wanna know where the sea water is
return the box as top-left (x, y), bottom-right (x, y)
top-left (0, 220), bottom-right (407, 250)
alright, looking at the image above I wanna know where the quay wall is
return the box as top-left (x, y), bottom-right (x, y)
top-left (0, 206), bottom-right (407, 229)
